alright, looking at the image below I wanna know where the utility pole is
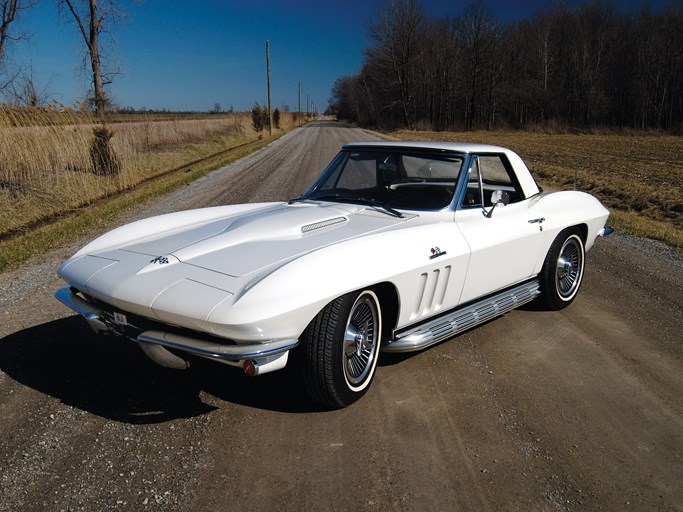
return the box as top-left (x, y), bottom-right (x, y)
top-left (266, 40), bottom-right (272, 136)
top-left (298, 81), bottom-right (301, 126)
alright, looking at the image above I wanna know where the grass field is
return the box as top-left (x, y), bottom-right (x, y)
top-left (0, 107), bottom-right (300, 239)
top-left (391, 130), bottom-right (683, 250)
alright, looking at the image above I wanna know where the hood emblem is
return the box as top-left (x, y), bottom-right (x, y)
top-left (429, 247), bottom-right (446, 260)
top-left (138, 254), bottom-right (179, 275)
top-left (150, 256), bottom-right (170, 265)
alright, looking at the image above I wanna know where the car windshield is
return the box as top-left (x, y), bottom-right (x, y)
top-left (301, 149), bottom-right (464, 212)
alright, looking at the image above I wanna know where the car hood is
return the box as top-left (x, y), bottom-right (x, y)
top-left (124, 202), bottom-right (407, 276)
top-left (59, 202), bottom-right (413, 318)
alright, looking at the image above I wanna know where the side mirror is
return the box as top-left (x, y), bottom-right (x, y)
top-left (491, 190), bottom-right (510, 206)
top-left (485, 190), bottom-right (509, 218)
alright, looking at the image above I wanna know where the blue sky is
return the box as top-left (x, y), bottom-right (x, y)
top-left (4, 0), bottom-right (676, 112)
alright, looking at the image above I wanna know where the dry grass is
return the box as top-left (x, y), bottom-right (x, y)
top-left (391, 130), bottom-right (683, 250)
top-left (0, 134), bottom-right (281, 273)
top-left (0, 106), bottom-right (299, 237)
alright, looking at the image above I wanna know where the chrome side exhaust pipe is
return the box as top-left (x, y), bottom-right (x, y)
top-left (138, 340), bottom-right (189, 370)
top-left (242, 351), bottom-right (289, 376)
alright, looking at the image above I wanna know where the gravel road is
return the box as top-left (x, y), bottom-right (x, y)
top-left (1, 121), bottom-right (682, 511)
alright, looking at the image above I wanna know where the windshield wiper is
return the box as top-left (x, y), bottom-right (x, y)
top-left (313, 194), bottom-right (404, 218)
top-left (287, 196), bottom-right (318, 205)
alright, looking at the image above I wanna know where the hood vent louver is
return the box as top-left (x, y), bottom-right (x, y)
top-left (301, 216), bottom-right (347, 233)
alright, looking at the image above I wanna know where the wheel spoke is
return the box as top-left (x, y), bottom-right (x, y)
top-left (342, 294), bottom-right (379, 385)
top-left (555, 237), bottom-right (583, 299)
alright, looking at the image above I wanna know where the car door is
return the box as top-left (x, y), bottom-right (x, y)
top-left (455, 154), bottom-right (547, 304)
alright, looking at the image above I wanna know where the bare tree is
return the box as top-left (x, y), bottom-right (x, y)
top-left (530, 6), bottom-right (559, 123)
top-left (1, 0), bottom-right (21, 63)
top-left (1, 0), bottom-right (37, 90)
top-left (366, 0), bottom-right (426, 129)
top-left (59, 0), bottom-right (123, 117)
top-left (458, 0), bottom-right (500, 130)
top-left (7, 68), bottom-right (52, 106)
top-left (0, 1), bottom-right (18, 65)
top-left (634, 5), bottom-right (683, 129)
top-left (58, 0), bottom-right (124, 176)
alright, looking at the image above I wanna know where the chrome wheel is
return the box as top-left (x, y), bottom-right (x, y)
top-left (301, 288), bottom-right (383, 407)
top-left (555, 235), bottom-right (583, 299)
top-left (538, 228), bottom-right (586, 311)
top-left (342, 292), bottom-right (380, 389)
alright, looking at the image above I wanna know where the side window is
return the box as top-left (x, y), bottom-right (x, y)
top-left (462, 154), bottom-right (524, 207)
top-left (463, 157), bottom-right (483, 207)
top-left (480, 156), bottom-right (511, 184)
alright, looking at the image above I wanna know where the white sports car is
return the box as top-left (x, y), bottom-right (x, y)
top-left (55, 141), bottom-right (612, 407)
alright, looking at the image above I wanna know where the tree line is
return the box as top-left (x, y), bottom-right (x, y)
top-left (2, 0), bottom-right (128, 175)
top-left (329, 0), bottom-right (683, 132)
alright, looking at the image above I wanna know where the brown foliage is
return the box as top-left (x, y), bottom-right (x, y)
top-left (90, 125), bottom-right (120, 176)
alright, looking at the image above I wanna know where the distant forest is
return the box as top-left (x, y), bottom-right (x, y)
top-left (329, 0), bottom-right (683, 132)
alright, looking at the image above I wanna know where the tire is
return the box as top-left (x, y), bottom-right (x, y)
top-left (301, 289), bottom-right (382, 408)
top-left (538, 227), bottom-right (585, 310)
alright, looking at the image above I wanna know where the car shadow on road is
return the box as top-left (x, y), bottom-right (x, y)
top-left (0, 316), bottom-right (220, 423)
top-left (193, 355), bottom-right (329, 414)
top-left (0, 316), bottom-right (328, 422)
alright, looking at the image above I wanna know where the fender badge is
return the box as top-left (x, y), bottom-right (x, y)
top-left (429, 247), bottom-right (447, 260)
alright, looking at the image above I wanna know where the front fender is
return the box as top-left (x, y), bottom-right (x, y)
top-left (532, 191), bottom-right (610, 274)
top-left (208, 221), bottom-right (470, 340)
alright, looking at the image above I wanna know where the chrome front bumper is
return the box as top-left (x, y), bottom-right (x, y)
top-left (54, 286), bottom-right (298, 375)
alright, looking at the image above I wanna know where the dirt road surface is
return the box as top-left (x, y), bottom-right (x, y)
top-left (1, 122), bottom-right (682, 512)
